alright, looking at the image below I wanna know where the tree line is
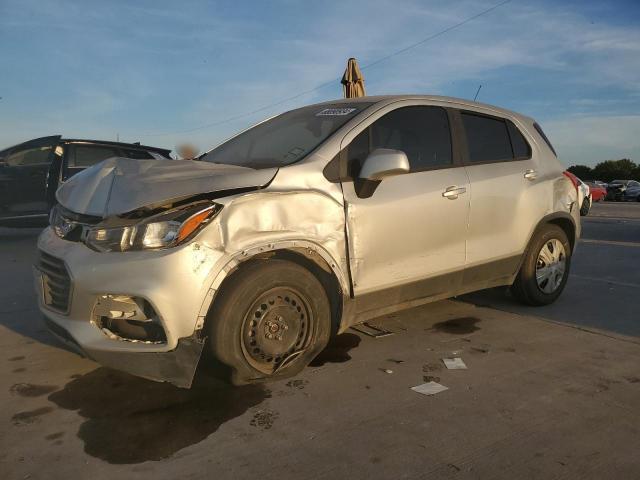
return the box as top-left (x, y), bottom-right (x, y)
top-left (567, 159), bottom-right (640, 182)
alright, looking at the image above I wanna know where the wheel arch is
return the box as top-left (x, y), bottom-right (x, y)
top-left (514, 212), bottom-right (576, 278)
top-left (200, 241), bottom-right (349, 338)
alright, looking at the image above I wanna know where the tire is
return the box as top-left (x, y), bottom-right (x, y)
top-left (580, 197), bottom-right (590, 216)
top-left (205, 259), bottom-right (331, 385)
top-left (511, 224), bottom-right (571, 306)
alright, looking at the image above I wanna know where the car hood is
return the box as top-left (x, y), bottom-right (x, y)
top-left (56, 157), bottom-right (277, 217)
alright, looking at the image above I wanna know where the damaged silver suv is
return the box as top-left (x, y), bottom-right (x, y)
top-left (36, 95), bottom-right (580, 387)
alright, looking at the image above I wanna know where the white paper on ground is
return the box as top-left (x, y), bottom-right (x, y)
top-left (442, 357), bottom-right (467, 369)
top-left (411, 382), bottom-right (449, 396)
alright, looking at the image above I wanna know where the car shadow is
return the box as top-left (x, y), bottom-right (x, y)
top-left (47, 367), bottom-right (272, 464)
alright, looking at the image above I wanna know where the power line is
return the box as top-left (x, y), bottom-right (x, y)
top-left (141, 0), bottom-right (512, 137)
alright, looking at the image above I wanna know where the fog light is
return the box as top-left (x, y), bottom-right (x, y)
top-left (92, 295), bottom-right (167, 343)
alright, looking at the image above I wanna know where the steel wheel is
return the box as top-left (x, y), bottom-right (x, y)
top-left (241, 287), bottom-right (313, 375)
top-left (535, 239), bottom-right (566, 294)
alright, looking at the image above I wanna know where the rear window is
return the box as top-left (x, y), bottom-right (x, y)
top-left (462, 113), bottom-right (513, 163)
top-left (121, 149), bottom-right (154, 159)
top-left (533, 122), bottom-right (557, 157)
top-left (68, 144), bottom-right (119, 168)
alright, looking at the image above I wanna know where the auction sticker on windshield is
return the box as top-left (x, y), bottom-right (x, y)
top-left (316, 108), bottom-right (357, 116)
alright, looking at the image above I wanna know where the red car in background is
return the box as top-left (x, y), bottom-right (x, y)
top-left (586, 182), bottom-right (607, 202)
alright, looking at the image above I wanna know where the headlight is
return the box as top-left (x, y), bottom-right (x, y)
top-left (85, 202), bottom-right (222, 252)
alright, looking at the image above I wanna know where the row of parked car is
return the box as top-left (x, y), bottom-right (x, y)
top-left (563, 172), bottom-right (640, 217)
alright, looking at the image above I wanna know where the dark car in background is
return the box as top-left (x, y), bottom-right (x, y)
top-left (606, 179), bottom-right (639, 201)
top-left (623, 182), bottom-right (640, 201)
top-left (0, 136), bottom-right (172, 227)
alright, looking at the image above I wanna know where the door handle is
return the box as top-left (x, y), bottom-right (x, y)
top-left (524, 169), bottom-right (538, 181)
top-left (442, 185), bottom-right (466, 199)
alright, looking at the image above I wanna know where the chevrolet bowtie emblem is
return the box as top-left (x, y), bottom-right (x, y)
top-left (54, 218), bottom-right (75, 238)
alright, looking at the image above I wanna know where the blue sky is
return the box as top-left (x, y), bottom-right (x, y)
top-left (1, 0), bottom-right (639, 166)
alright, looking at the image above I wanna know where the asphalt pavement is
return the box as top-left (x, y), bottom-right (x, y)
top-left (462, 201), bottom-right (640, 336)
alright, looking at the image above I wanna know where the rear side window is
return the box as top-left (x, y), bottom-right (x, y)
top-left (533, 122), bottom-right (557, 157)
top-left (121, 149), bottom-right (154, 159)
top-left (507, 122), bottom-right (531, 159)
top-left (348, 106), bottom-right (452, 173)
top-left (68, 145), bottom-right (119, 168)
top-left (461, 112), bottom-right (513, 163)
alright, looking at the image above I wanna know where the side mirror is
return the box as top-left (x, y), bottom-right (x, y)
top-left (359, 148), bottom-right (410, 181)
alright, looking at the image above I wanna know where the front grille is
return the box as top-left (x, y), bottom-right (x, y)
top-left (37, 251), bottom-right (72, 313)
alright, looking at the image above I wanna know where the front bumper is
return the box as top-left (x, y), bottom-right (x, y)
top-left (35, 227), bottom-right (227, 387)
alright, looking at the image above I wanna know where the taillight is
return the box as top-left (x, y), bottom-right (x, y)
top-left (563, 171), bottom-right (579, 192)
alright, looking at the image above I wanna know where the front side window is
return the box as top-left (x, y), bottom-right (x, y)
top-left (348, 106), bottom-right (452, 173)
top-left (462, 112), bottom-right (513, 163)
top-left (201, 103), bottom-right (371, 169)
top-left (68, 145), bottom-right (119, 168)
top-left (4, 146), bottom-right (53, 167)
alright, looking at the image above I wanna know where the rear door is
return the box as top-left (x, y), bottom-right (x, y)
top-left (340, 104), bottom-right (470, 316)
top-left (0, 136), bottom-right (60, 220)
top-left (457, 110), bottom-right (545, 289)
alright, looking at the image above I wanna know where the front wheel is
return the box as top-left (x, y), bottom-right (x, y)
top-left (205, 259), bottom-right (331, 385)
top-left (511, 224), bottom-right (571, 306)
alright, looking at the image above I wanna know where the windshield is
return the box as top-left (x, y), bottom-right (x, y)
top-left (201, 103), bottom-right (371, 169)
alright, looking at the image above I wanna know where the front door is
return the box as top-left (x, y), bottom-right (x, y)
top-left (340, 104), bottom-right (470, 317)
top-left (0, 136), bottom-right (60, 220)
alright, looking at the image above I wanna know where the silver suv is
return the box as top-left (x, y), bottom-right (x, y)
top-left (36, 95), bottom-right (580, 387)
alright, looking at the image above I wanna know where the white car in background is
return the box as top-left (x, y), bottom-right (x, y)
top-left (577, 177), bottom-right (592, 216)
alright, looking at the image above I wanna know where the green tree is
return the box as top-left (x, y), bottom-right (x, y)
top-left (567, 164), bottom-right (592, 179)
top-left (591, 159), bottom-right (637, 182)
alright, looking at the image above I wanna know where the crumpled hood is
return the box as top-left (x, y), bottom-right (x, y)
top-left (56, 157), bottom-right (277, 217)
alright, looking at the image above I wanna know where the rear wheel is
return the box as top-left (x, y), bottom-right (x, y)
top-left (205, 260), bottom-right (331, 385)
top-left (511, 224), bottom-right (571, 306)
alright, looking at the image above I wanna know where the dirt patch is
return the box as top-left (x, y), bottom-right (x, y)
top-left (8, 356), bottom-right (25, 361)
top-left (45, 432), bottom-right (65, 441)
top-left (48, 368), bottom-right (270, 464)
top-left (12, 407), bottom-right (54, 426)
top-left (310, 333), bottom-right (361, 366)
top-left (10, 383), bottom-right (58, 397)
top-left (432, 317), bottom-right (481, 335)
